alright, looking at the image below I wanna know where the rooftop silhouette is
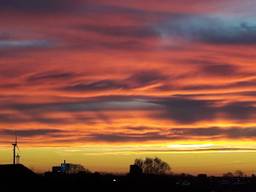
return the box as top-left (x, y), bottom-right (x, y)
top-left (0, 164), bottom-right (36, 178)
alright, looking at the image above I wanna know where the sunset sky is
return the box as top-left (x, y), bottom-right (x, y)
top-left (1, 0), bottom-right (256, 175)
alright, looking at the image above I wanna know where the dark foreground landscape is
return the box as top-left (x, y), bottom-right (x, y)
top-left (2, 164), bottom-right (256, 192)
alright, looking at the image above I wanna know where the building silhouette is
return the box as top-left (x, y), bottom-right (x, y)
top-left (0, 164), bottom-right (36, 177)
top-left (129, 164), bottom-right (143, 175)
top-left (52, 160), bottom-right (86, 174)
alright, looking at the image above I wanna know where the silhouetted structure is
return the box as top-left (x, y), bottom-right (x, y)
top-left (0, 164), bottom-right (36, 177)
top-left (11, 134), bottom-right (21, 165)
top-left (52, 166), bottom-right (62, 173)
top-left (1, 165), bottom-right (256, 192)
top-left (52, 160), bottom-right (86, 174)
top-left (12, 136), bottom-right (17, 165)
top-left (129, 164), bottom-right (143, 175)
top-left (16, 153), bottom-right (20, 164)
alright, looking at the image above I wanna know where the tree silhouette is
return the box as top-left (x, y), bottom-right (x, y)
top-left (223, 170), bottom-right (245, 177)
top-left (223, 172), bottom-right (234, 177)
top-left (134, 157), bottom-right (171, 175)
top-left (234, 170), bottom-right (244, 177)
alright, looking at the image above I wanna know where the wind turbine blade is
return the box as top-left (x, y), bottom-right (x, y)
top-left (16, 144), bottom-right (20, 153)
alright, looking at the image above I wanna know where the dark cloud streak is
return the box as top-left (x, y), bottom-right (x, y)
top-left (0, 128), bottom-right (65, 137)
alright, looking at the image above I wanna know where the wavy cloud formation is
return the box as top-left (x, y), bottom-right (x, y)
top-left (0, 0), bottom-right (256, 148)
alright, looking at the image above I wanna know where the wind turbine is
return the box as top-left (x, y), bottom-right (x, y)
top-left (16, 144), bottom-right (21, 164)
top-left (12, 134), bottom-right (21, 165)
top-left (16, 153), bottom-right (20, 164)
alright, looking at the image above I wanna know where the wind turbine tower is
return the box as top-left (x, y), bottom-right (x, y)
top-left (12, 135), bottom-right (20, 165)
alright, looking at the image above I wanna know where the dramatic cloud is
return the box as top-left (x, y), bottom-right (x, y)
top-left (127, 70), bottom-right (168, 86)
top-left (0, 0), bottom-right (79, 12)
top-left (80, 24), bottom-right (158, 39)
top-left (180, 77), bottom-right (256, 92)
top-left (26, 71), bottom-right (77, 82)
top-left (158, 15), bottom-right (256, 44)
top-left (155, 97), bottom-right (217, 123)
top-left (0, 40), bottom-right (51, 49)
top-left (156, 97), bottom-right (256, 123)
top-left (62, 70), bottom-right (168, 92)
top-left (171, 127), bottom-right (256, 139)
top-left (199, 64), bottom-right (240, 76)
top-left (63, 80), bottom-right (129, 92)
top-left (1, 95), bottom-right (255, 126)
top-left (0, 128), bottom-right (64, 137)
top-left (87, 132), bottom-right (172, 142)
top-left (87, 126), bottom-right (256, 142)
top-left (221, 102), bottom-right (256, 120)
top-left (4, 96), bottom-right (156, 114)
